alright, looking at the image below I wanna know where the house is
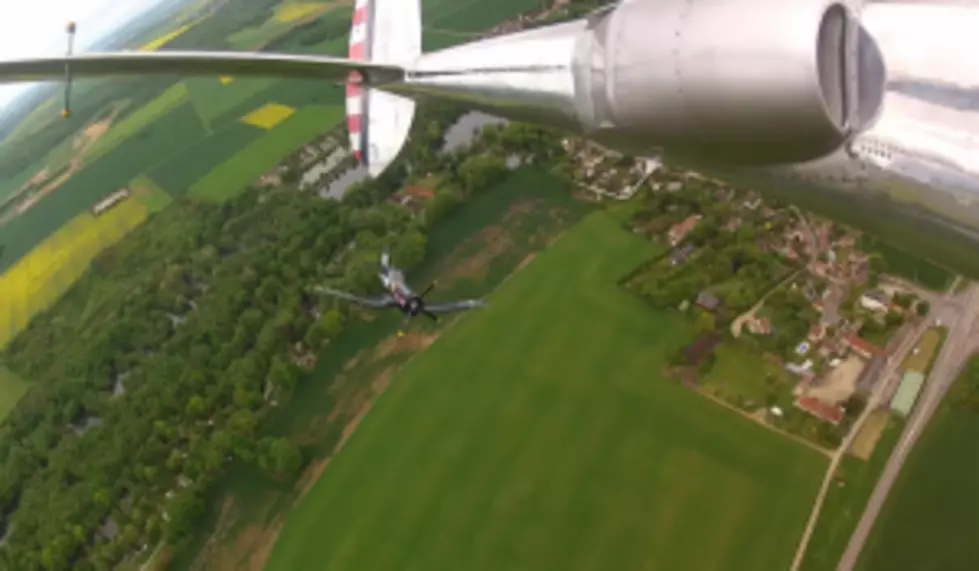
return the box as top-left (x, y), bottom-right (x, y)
top-left (696, 291), bottom-right (721, 312)
top-left (860, 290), bottom-right (890, 312)
top-left (668, 214), bottom-right (701, 246)
top-left (670, 244), bottom-right (696, 266)
top-left (846, 334), bottom-right (883, 359)
top-left (404, 186), bottom-right (435, 200)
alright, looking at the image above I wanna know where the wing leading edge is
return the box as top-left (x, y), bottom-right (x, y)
top-left (316, 286), bottom-right (398, 309)
top-left (425, 299), bottom-right (486, 313)
top-left (0, 51), bottom-right (404, 85)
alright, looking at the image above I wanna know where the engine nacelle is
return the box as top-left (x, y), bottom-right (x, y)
top-left (574, 0), bottom-right (885, 165)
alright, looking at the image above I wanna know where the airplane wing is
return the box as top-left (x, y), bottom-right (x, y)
top-left (424, 299), bottom-right (486, 313)
top-left (0, 51), bottom-right (405, 85)
top-left (317, 287), bottom-right (399, 309)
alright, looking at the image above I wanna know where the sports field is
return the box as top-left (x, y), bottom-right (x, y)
top-left (265, 213), bottom-right (826, 571)
top-left (854, 358), bottom-right (979, 571)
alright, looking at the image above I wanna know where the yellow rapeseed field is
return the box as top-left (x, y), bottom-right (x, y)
top-left (140, 24), bottom-right (193, 52)
top-left (0, 197), bottom-right (148, 348)
top-left (240, 103), bottom-right (297, 129)
top-left (275, 2), bottom-right (329, 23)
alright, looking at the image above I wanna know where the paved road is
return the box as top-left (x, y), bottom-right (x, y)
top-left (789, 316), bottom-right (930, 571)
top-left (836, 283), bottom-right (979, 571)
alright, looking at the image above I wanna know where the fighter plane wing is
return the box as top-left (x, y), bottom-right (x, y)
top-left (0, 51), bottom-right (404, 85)
top-left (424, 299), bottom-right (487, 313)
top-left (317, 287), bottom-right (399, 309)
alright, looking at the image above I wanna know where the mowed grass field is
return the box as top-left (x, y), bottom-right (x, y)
top-left (855, 358), bottom-right (979, 571)
top-left (266, 212), bottom-right (826, 571)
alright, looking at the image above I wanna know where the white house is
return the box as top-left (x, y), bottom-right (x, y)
top-left (860, 290), bottom-right (890, 312)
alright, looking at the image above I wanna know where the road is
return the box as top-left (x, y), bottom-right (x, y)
top-left (788, 314), bottom-right (931, 571)
top-left (835, 282), bottom-right (979, 571)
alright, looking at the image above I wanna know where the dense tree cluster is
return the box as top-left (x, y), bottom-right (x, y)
top-left (0, 187), bottom-right (421, 569)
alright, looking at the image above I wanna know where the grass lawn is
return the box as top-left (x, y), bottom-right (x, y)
top-left (901, 327), bottom-right (944, 374)
top-left (0, 365), bottom-right (30, 422)
top-left (188, 104), bottom-right (343, 202)
top-left (265, 212), bottom-right (826, 571)
top-left (801, 412), bottom-right (904, 571)
top-left (702, 342), bottom-right (794, 409)
top-left (855, 359), bottom-right (979, 571)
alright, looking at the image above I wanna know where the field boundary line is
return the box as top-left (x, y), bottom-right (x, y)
top-left (696, 389), bottom-right (834, 458)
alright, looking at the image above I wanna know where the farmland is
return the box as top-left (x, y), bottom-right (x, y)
top-left (264, 212), bottom-right (825, 571)
top-left (0, 185), bottom-right (171, 348)
top-left (188, 104), bottom-right (343, 201)
top-left (854, 358), bottom-right (979, 571)
top-left (800, 412), bottom-right (904, 571)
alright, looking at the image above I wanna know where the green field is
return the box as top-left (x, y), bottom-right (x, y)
top-left (0, 365), bottom-right (29, 422)
top-left (187, 104), bottom-right (343, 201)
top-left (266, 213), bottom-right (826, 571)
top-left (147, 121), bottom-right (265, 196)
top-left (83, 82), bottom-right (189, 161)
top-left (432, 0), bottom-right (539, 32)
top-left (861, 236), bottom-right (954, 291)
top-left (801, 414), bottom-right (904, 571)
top-left (703, 342), bottom-right (795, 408)
top-left (855, 360), bottom-right (979, 571)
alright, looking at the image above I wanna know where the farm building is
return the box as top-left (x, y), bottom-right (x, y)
top-left (92, 189), bottom-right (130, 216)
top-left (795, 396), bottom-right (845, 425)
top-left (891, 371), bottom-right (926, 417)
top-left (846, 334), bottom-right (884, 359)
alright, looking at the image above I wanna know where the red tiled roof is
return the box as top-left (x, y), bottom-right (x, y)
top-left (846, 334), bottom-right (883, 355)
top-left (404, 186), bottom-right (435, 199)
top-left (796, 396), bottom-right (844, 424)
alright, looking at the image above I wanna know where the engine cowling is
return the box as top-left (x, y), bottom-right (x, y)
top-left (574, 0), bottom-right (885, 165)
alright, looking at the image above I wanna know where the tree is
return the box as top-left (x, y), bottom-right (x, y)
top-left (696, 310), bottom-right (716, 333)
top-left (458, 154), bottom-right (507, 193)
top-left (885, 311), bottom-right (905, 328)
top-left (257, 438), bottom-right (303, 480)
top-left (165, 488), bottom-right (205, 543)
top-left (916, 300), bottom-right (931, 316)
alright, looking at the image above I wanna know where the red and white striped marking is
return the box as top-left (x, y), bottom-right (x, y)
top-left (347, 0), bottom-right (371, 163)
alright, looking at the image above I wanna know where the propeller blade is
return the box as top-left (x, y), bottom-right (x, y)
top-left (418, 281), bottom-right (437, 299)
top-left (422, 310), bottom-right (439, 322)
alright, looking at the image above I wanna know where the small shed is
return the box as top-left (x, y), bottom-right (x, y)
top-left (696, 291), bottom-right (721, 312)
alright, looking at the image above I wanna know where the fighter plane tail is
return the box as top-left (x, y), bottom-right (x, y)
top-left (347, 0), bottom-right (420, 176)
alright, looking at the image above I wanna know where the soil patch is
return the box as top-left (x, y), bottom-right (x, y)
top-left (806, 355), bottom-right (866, 405)
top-left (373, 332), bottom-right (437, 360)
top-left (444, 226), bottom-right (513, 282)
top-left (848, 408), bottom-right (890, 460)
